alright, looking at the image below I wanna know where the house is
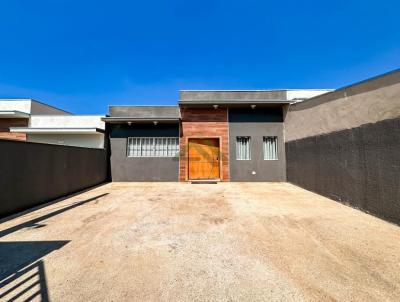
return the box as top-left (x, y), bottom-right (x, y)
top-left (0, 99), bottom-right (70, 140)
top-left (103, 89), bottom-right (331, 182)
top-left (0, 99), bottom-right (105, 148)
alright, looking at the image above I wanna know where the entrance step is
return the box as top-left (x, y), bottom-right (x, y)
top-left (191, 180), bottom-right (218, 184)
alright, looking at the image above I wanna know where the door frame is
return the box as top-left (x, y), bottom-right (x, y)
top-left (186, 136), bottom-right (222, 181)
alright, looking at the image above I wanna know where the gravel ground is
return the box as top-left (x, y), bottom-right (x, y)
top-left (1, 182), bottom-right (400, 302)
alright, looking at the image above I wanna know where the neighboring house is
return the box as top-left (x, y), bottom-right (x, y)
top-left (10, 115), bottom-right (105, 148)
top-left (0, 99), bottom-right (105, 148)
top-left (0, 99), bottom-right (70, 140)
top-left (103, 89), bottom-right (331, 182)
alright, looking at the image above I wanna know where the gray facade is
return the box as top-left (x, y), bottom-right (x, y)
top-left (0, 139), bottom-right (107, 218)
top-left (109, 123), bottom-right (179, 182)
top-left (229, 107), bottom-right (286, 181)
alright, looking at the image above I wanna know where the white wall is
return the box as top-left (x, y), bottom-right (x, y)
top-left (29, 115), bottom-right (105, 129)
top-left (0, 100), bottom-right (31, 113)
top-left (27, 133), bottom-right (104, 149)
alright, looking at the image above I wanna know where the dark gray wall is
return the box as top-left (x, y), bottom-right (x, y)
top-left (229, 108), bottom-right (286, 181)
top-left (0, 139), bottom-right (107, 218)
top-left (286, 118), bottom-right (400, 224)
top-left (285, 70), bottom-right (400, 225)
top-left (109, 123), bottom-right (179, 181)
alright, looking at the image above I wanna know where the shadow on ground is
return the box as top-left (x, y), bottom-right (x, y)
top-left (0, 193), bottom-right (108, 238)
top-left (0, 193), bottom-right (109, 301)
top-left (0, 241), bottom-right (69, 301)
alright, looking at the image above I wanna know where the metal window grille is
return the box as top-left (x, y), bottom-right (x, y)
top-left (127, 137), bottom-right (179, 157)
top-left (236, 136), bottom-right (251, 160)
top-left (263, 136), bottom-right (278, 160)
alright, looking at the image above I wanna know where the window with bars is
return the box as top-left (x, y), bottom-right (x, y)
top-left (127, 137), bottom-right (179, 157)
top-left (263, 136), bottom-right (278, 160)
top-left (236, 136), bottom-right (251, 160)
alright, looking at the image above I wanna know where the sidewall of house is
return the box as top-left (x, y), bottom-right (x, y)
top-left (285, 70), bottom-right (400, 224)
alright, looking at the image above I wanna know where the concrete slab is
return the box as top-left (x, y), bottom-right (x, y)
top-left (1, 183), bottom-right (400, 301)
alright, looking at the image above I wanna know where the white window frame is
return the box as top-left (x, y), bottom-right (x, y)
top-left (127, 137), bottom-right (179, 158)
top-left (263, 136), bottom-right (278, 160)
top-left (236, 136), bottom-right (251, 160)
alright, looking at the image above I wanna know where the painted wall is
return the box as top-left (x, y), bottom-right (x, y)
top-left (28, 115), bottom-right (104, 128)
top-left (285, 71), bottom-right (400, 141)
top-left (109, 106), bottom-right (180, 119)
top-left (179, 107), bottom-right (229, 181)
top-left (27, 133), bottom-right (104, 149)
top-left (30, 100), bottom-right (70, 115)
top-left (0, 99), bottom-right (70, 115)
top-left (285, 70), bottom-right (400, 224)
top-left (180, 90), bottom-right (287, 102)
top-left (229, 108), bottom-right (286, 181)
top-left (180, 90), bottom-right (332, 103)
top-left (0, 100), bottom-right (31, 113)
top-left (24, 115), bottom-right (105, 148)
top-left (109, 123), bottom-right (179, 181)
top-left (0, 139), bottom-right (107, 218)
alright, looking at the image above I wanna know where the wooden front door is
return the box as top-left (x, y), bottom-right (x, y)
top-left (188, 138), bottom-right (220, 180)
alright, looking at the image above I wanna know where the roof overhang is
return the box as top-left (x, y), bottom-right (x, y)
top-left (178, 99), bottom-right (294, 106)
top-left (0, 110), bottom-right (30, 118)
top-left (9, 127), bottom-right (104, 134)
top-left (101, 117), bottom-right (180, 124)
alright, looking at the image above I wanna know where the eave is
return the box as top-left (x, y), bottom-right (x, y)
top-left (9, 127), bottom-right (105, 134)
top-left (0, 110), bottom-right (30, 118)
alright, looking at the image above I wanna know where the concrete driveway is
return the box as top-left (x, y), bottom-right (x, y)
top-left (1, 183), bottom-right (400, 302)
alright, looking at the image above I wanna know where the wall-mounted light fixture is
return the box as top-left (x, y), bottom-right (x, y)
top-left (213, 104), bottom-right (219, 109)
top-left (127, 121), bottom-right (132, 126)
top-left (251, 104), bottom-right (256, 109)
top-left (153, 121), bottom-right (158, 125)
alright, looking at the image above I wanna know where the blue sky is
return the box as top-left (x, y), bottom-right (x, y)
top-left (0, 0), bottom-right (399, 114)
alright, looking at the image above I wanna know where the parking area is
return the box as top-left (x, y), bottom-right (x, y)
top-left (1, 182), bottom-right (400, 301)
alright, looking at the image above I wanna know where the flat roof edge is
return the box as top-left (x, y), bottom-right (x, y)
top-left (0, 110), bottom-right (30, 118)
top-left (10, 127), bottom-right (104, 133)
top-left (179, 89), bottom-right (333, 92)
top-left (294, 68), bottom-right (400, 105)
top-left (109, 105), bottom-right (178, 107)
top-left (102, 117), bottom-right (180, 120)
top-left (178, 99), bottom-right (293, 104)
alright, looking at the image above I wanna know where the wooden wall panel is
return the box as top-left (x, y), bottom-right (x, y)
top-left (180, 107), bottom-right (229, 181)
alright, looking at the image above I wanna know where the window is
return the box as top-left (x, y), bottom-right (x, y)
top-left (236, 136), bottom-right (251, 160)
top-left (263, 136), bottom-right (278, 160)
top-left (127, 137), bottom-right (179, 157)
